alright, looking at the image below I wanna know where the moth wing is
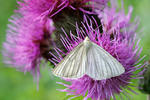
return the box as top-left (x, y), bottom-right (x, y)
top-left (86, 42), bottom-right (125, 80)
top-left (53, 43), bottom-right (87, 79)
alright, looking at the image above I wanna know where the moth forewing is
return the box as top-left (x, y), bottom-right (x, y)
top-left (86, 42), bottom-right (125, 80)
top-left (52, 38), bottom-right (88, 79)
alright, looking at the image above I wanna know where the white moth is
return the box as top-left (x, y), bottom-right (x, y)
top-left (52, 37), bottom-right (125, 80)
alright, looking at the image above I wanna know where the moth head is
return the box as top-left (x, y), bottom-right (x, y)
top-left (83, 36), bottom-right (92, 48)
top-left (84, 37), bottom-right (90, 41)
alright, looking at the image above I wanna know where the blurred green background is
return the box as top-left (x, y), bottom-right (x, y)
top-left (0, 0), bottom-right (150, 100)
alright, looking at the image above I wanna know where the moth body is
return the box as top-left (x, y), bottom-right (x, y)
top-left (83, 37), bottom-right (92, 50)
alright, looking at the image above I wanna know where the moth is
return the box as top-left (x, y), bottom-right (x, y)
top-left (52, 37), bottom-right (125, 80)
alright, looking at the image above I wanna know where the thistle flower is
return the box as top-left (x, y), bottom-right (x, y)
top-left (17, 0), bottom-right (66, 19)
top-left (97, 1), bottom-right (139, 40)
top-left (3, 15), bottom-right (55, 83)
top-left (50, 15), bottom-right (145, 100)
top-left (17, 0), bottom-right (109, 19)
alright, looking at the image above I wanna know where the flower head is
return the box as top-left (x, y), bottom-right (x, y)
top-left (17, 0), bottom-right (109, 20)
top-left (97, 1), bottom-right (138, 40)
top-left (17, 0), bottom-right (66, 19)
top-left (50, 16), bottom-right (145, 100)
top-left (3, 15), bottom-right (55, 83)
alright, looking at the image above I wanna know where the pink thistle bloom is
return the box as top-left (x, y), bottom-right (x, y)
top-left (50, 15), bottom-right (145, 100)
top-left (17, 0), bottom-right (109, 20)
top-left (17, 0), bottom-right (65, 19)
top-left (3, 15), bottom-right (55, 84)
top-left (97, 1), bottom-right (139, 39)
